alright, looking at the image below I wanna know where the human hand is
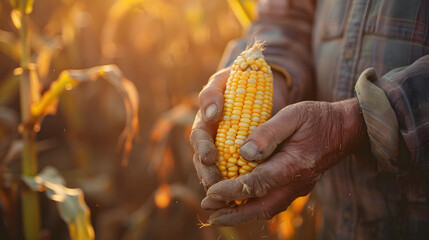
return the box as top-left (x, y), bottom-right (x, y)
top-left (190, 68), bottom-right (289, 191)
top-left (201, 98), bottom-right (368, 226)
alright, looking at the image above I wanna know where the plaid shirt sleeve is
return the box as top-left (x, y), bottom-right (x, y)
top-left (355, 55), bottom-right (429, 172)
top-left (218, 0), bottom-right (316, 102)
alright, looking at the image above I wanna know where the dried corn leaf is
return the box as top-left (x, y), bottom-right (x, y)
top-left (169, 183), bottom-right (201, 210)
top-left (22, 166), bottom-right (95, 240)
top-left (30, 65), bottom-right (139, 165)
top-left (149, 103), bottom-right (194, 174)
top-left (30, 70), bottom-right (76, 119)
top-left (97, 65), bottom-right (139, 166)
top-left (150, 118), bottom-right (172, 142)
top-left (150, 103), bottom-right (194, 142)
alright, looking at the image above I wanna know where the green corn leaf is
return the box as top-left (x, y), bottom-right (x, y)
top-left (22, 166), bottom-right (95, 240)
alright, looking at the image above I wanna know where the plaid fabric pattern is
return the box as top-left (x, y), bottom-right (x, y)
top-left (220, 0), bottom-right (429, 239)
top-left (374, 56), bottom-right (429, 167)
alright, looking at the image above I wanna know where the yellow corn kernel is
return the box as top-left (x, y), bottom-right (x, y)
top-left (214, 42), bottom-right (273, 205)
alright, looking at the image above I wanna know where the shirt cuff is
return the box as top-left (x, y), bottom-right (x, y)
top-left (355, 68), bottom-right (399, 172)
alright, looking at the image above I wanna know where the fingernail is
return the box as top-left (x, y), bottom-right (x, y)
top-left (201, 197), bottom-right (210, 209)
top-left (205, 103), bottom-right (217, 120)
top-left (240, 141), bottom-right (259, 160)
top-left (201, 196), bottom-right (226, 210)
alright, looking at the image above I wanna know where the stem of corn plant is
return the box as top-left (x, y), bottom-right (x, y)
top-left (19, 0), bottom-right (41, 239)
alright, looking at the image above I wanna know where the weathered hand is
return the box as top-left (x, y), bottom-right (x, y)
top-left (190, 68), bottom-right (289, 191)
top-left (190, 68), bottom-right (229, 192)
top-left (201, 98), bottom-right (368, 226)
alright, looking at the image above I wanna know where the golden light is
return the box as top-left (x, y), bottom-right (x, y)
top-left (277, 194), bottom-right (310, 239)
top-left (154, 183), bottom-right (171, 209)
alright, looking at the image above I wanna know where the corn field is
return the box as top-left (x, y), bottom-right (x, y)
top-left (0, 0), bottom-right (319, 239)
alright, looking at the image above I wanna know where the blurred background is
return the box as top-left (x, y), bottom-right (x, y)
top-left (0, 0), bottom-right (318, 239)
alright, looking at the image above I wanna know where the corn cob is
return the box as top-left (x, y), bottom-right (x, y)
top-left (215, 43), bottom-right (273, 198)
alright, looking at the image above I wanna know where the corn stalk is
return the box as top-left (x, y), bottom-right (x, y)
top-left (8, 1), bottom-right (137, 239)
top-left (17, 0), bottom-right (41, 239)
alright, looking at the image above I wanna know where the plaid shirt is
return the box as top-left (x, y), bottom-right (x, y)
top-left (219, 0), bottom-right (429, 239)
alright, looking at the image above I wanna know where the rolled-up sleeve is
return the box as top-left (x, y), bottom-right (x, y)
top-left (355, 55), bottom-right (429, 172)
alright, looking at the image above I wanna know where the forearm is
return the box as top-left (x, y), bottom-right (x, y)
top-left (219, 0), bottom-right (316, 103)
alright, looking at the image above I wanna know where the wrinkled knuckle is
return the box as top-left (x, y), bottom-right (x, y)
top-left (190, 129), bottom-right (204, 151)
top-left (288, 102), bottom-right (303, 112)
top-left (293, 102), bottom-right (312, 121)
top-left (212, 69), bottom-right (228, 81)
top-left (206, 72), bottom-right (223, 89)
top-left (205, 177), bottom-right (215, 188)
top-left (249, 124), bottom-right (266, 141)
top-left (251, 124), bottom-right (277, 150)
top-left (266, 125), bottom-right (281, 145)
top-left (200, 141), bottom-right (218, 165)
top-left (198, 87), bottom-right (210, 103)
top-left (205, 172), bottom-right (220, 188)
top-left (254, 187), bottom-right (267, 198)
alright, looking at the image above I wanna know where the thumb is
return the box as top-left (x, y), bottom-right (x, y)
top-left (239, 105), bottom-right (301, 161)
